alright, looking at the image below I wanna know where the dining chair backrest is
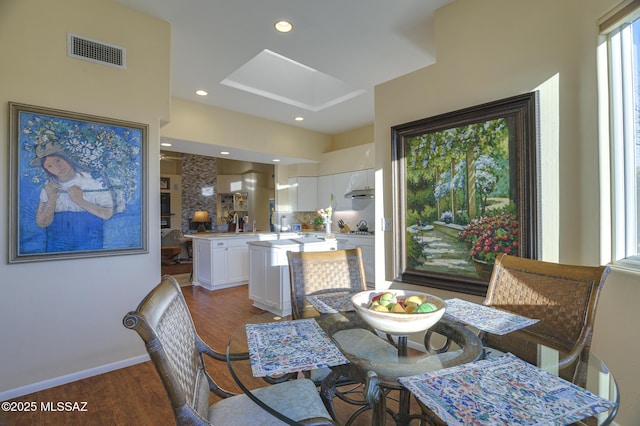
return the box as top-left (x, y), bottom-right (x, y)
top-left (123, 275), bottom-right (225, 425)
top-left (287, 248), bottom-right (367, 319)
top-left (482, 253), bottom-right (610, 383)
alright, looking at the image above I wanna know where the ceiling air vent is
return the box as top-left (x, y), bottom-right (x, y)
top-left (67, 33), bottom-right (126, 69)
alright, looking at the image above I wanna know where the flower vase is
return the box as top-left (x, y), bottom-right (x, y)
top-left (325, 221), bottom-right (332, 235)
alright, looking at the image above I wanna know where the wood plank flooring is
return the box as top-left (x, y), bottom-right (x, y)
top-left (0, 280), bottom-right (421, 426)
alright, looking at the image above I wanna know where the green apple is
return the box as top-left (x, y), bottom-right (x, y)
top-left (415, 302), bottom-right (438, 313)
top-left (379, 292), bottom-right (397, 305)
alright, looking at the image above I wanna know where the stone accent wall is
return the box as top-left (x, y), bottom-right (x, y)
top-left (181, 153), bottom-right (217, 232)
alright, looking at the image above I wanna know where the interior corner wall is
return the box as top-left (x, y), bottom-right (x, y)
top-left (374, 0), bottom-right (638, 423)
top-left (0, 0), bottom-right (171, 399)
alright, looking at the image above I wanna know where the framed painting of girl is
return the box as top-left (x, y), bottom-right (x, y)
top-left (9, 102), bottom-right (148, 262)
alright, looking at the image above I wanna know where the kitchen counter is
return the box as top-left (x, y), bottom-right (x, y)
top-left (246, 236), bottom-right (337, 248)
top-left (188, 232), bottom-right (336, 292)
top-left (186, 232), bottom-right (301, 240)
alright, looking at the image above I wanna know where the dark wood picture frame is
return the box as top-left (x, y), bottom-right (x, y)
top-left (391, 93), bottom-right (538, 296)
top-left (9, 102), bottom-right (148, 263)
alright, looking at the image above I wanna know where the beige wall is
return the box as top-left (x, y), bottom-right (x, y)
top-left (2, 0), bottom-right (638, 423)
top-left (331, 124), bottom-right (374, 150)
top-left (0, 0), bottom-right (170, 398)
top-left (318, 143), bottom-right (375, 176)
top-left (162, 97), bottom-right (333, 161)
top-left (375, 0), bottom-right (638, 423)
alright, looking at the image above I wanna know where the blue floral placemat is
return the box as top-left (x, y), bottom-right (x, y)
top-left (306, 292), bottom-right (355, 313)
top-left (246, 318), bottom-right (349, 377)
top-left (399, 353), bottom-right (617, 426)
top-left (444, 298), bottom-right (539, 335)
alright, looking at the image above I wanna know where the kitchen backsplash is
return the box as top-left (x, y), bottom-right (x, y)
top-left (278, 200), bottom-right (374, 233)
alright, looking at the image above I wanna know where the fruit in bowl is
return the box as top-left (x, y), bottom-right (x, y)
top-left (351, 290), bottom-right (446, 335)
top-left (368, 292), bottom-right (439, 314)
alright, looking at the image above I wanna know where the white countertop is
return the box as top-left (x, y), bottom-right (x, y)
top-left (185, 231), bottom-right (373, 240)
top-left (186, 232), bottom-right (281, 239)
top-left (247, 237), bottom-right (337, 247)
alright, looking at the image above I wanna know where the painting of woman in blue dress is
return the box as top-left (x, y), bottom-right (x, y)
top-left (10, 103), bottom-right (147, 262)
top-left (31, 142), bottom-right (115, 251)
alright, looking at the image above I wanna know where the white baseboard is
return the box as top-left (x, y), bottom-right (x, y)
top-left (0, 354), bottom-right (149, 402)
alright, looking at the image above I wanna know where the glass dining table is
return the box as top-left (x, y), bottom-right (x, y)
top-left (226, 293), bottom-right (620, 426)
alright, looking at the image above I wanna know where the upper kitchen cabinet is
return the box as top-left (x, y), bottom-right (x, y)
top-left (332, 172), bottom-right (353, 210)
top-left (288, 177), bottom-right (317, 211)
top-left (345, 169), bottom-right (375, 195)
top-left (349, 169), bottom-right (367, 192)
top-left (317, 175), bottom-right (334, 211)
top-left (359, 169), bottom-right (375, 190)
top-left (317, 169), bottom-right (375, 211)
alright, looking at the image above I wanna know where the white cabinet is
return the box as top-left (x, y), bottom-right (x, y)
top-left (248, 244), bottom-right (288, 315)
top-left (345, 169), bottom-right (375, 193)
top-left (227, 238), bottom-right (252, 283)
top-left (332, 172), bottom-right (353, 211)
top-left (317, 175), bottom-right (334, 211)
top-left (248, 238), bottom-right (338, 316)
top-left (326, 169), bottom-right (375, 211)
top-left (191, 235), bottom-right (260, 290)
top-left (356, 169), bottom-right (375, 190)
top-left (211, 240), bottom-right (228, 286)
top-left (349, 170), bottom-right (368, 192)
top-left (289, 177), bottom-right (317, 211)
top-left (194, 238), bottom-right (212, 285)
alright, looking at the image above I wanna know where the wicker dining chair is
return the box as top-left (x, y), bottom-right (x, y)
top-left (287, 247), bottom-right (368, 320)
top-left (123, 275), bottom-right (337, 426)
top-left (286, 248), bottom-right (400, 423)
top-left (481, 253), bottom-right (610, 385)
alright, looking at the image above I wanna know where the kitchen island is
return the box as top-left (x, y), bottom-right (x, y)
top-left (248, 237), bottom-right (338, 316)
top-left (187, 232), bottom-right (300, 290)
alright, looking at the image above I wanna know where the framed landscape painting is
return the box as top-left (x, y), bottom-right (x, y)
top-left (9, 102), bottom-right (148, 263)
top-left (391, 93), bottom-right (538, 296)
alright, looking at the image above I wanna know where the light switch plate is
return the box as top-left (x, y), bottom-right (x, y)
top-left (382, 218), bottom-right (392, 231)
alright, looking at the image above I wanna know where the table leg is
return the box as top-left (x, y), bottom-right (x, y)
top-left (320, 369), bottom-right (341, 421)
top-left (365, 371), bottom-right (386, 426)
top-left (397, 336), bottom-right (408, 356)
top-left (393, 336), bottom-right (421, 426)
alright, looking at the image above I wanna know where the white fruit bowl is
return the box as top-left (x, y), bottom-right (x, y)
top-left (350, 290), bottom-right (446, 335)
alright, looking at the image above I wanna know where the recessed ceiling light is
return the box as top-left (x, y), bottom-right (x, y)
top-left (274, 20), bottom-right (293, 33)
top-left (294, 116), bottom-right (304, 121)
top-left (220, 151), bottom-right (230, 155)
top-left (195, 89), bottom-right (208, 96)
top-left (160, 142), bottom-right (172, 146)
top-left (272, 159), bottom-right (281, 162)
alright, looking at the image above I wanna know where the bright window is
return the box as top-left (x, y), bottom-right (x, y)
top-left (605, 4), bottom-right (640, 266)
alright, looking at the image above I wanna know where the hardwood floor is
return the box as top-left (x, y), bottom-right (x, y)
top-left (0, 281), bottom-right (420, 426)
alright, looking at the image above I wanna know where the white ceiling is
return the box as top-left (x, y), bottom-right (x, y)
top-left (114, 0), bottom-right (452, 162)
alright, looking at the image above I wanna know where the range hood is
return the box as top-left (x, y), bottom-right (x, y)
top-left (344, 188), bottom-right (375, 199)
